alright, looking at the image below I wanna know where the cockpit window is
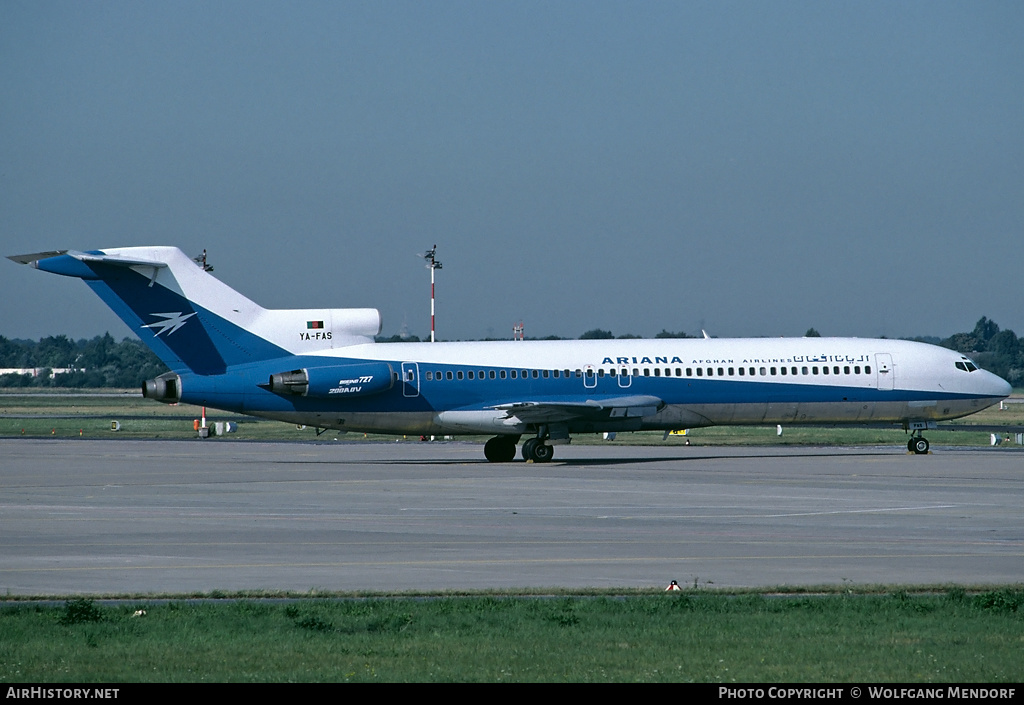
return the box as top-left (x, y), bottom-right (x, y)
top-left (957, 357), bottom-right (979, 372)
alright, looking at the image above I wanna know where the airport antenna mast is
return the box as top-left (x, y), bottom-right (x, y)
top-left (422, 244), bottom-right (442, 342)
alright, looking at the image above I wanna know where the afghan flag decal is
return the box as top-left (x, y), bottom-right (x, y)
top-left (307, 321), bottom-right (324, 329)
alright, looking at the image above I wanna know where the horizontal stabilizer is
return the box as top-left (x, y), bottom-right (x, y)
top-left (8, 250), bottom-right (69, 265)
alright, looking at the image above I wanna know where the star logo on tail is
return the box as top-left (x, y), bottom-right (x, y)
top-left (143, 312), bottom-right (197, 336)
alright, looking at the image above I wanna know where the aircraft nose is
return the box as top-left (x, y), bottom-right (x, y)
top-left (981, 370), bottom-right (1012, 399)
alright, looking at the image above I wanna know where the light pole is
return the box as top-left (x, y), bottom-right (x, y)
top-left (423, 245), bottom-right (442, 342)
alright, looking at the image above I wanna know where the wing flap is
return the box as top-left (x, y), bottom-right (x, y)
top-left (492, 395), bottom-right (665, 424)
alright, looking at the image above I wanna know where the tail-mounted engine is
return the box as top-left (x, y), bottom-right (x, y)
top-left (142, 372), bottom-right (181, 403)
top-left (266, 362), bottom-right (395, 398)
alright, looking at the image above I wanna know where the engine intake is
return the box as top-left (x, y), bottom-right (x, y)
top-left (142, 372), bottom-right (181, 403)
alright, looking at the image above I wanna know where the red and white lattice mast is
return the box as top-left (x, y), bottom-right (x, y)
top-left (422, 245), bottom-right (442, 342)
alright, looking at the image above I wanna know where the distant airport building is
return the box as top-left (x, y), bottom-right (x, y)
top-left (0, 367), bottom-right (78, 379)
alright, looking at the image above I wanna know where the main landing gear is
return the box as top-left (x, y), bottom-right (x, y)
top-left (483, 435), bottom-right (518, 463)
top-left (482, 435), bottom-right (555, 463)
top-left (521, 438), bottom-right (554, 463)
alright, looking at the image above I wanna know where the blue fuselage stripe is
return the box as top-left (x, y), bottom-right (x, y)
top-left (177, 356), bottom-right (991, 414)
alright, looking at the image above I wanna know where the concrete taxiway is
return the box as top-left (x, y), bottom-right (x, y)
top-left (1, 439), bottom-right (1021, 595)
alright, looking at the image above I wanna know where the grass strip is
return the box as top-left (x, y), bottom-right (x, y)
top-left (1, 589), bottom-right (1021, 682)
top-left (3, 390), bottom-right (1024, 446)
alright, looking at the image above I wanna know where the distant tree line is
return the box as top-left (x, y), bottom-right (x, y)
top-left (0, 334), bottom-right (167, 388)
top-left (4, 317), bottom-right (1022, 388)
top-left (376, 328), bottom-right (694, 342)
top-left (934, 317), bottom-right (1024, 388)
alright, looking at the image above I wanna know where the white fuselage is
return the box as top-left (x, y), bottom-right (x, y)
top-left (237, 337), bottom-right (1010, 435)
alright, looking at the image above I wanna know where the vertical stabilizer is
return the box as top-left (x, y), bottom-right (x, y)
top-left (10, 246), bottom-right (383, 374)
top-left (10, 248), bottom-right (283, 374)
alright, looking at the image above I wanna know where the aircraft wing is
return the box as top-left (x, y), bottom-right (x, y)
top-left (491, 395), bottom-right (664, 424)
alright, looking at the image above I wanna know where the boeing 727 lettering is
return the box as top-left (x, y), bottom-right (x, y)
top-left (9, 247), bottom-right (1011, 460)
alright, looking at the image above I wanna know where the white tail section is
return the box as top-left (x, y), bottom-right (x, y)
top-left (93, 247), bottom-right (382, 352)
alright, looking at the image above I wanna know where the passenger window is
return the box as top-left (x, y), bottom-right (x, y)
top-left (457, 371), bottom-right (464, 380)
top-left (446, 371), bottom-right (453, 380)
top-left (696, 368), bottom-right (703, 377)
top-left (759, 367), bottom-right (766, 376)
top-left (822, 366), bottom-right (829, 375)
top-left (500, 370), bottom-right (506, 379)
top-left (780, 367), bottom-right (787, 376)
top-left (865, 366), bottom-right (871, 374)
top-left (468, 371), bottom-right (475, 380)
top-left (738, 367), bottom-right (744, 376)
top-left (844, 366), bottom-right (850, 374)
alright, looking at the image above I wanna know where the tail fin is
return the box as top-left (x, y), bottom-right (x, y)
top-left (9, 247), bottom-right (381, 375)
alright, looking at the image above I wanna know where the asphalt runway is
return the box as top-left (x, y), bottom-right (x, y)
top-left (1, 439), bottom-right (1021, 595)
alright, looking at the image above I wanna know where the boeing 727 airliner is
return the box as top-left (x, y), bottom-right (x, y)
top-left (9, 247), bottom-right (1011, 461)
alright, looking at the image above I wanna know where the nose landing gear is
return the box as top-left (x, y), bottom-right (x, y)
top-left (905, 420), bottom-right (934, 455)
top-left (908, 434), bottom-right (929, 454)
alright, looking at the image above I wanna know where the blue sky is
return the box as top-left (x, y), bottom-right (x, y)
top-left (3, 1), bottom-right (1022, 341)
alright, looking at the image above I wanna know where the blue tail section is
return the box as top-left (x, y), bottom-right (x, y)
top-left (83, 264), bottom-right (289, 374)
